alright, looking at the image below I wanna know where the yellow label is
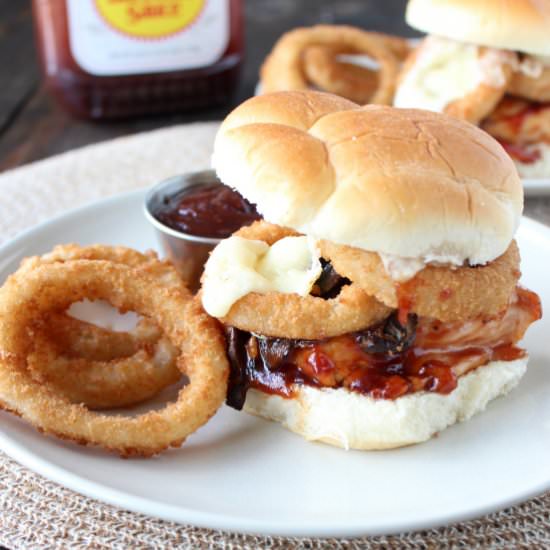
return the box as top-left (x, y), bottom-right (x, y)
top-left (94, 0), bottom-right (205, 39)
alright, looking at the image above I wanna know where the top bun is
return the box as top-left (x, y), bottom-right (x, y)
top-left (212, 91), bottom-right (522, 266)
top-left (406, 0), bottom-right (550, 56)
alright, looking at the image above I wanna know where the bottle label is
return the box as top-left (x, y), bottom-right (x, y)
top-left (66, 0), bottom-right (230, 76)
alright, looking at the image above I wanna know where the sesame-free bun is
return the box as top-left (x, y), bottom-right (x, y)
top-left (406, 0), bottom-right (550, 56)
top-left (213, 91), bottom-right (522, 265)
top-left (244, 357), bottom-right (527, 450)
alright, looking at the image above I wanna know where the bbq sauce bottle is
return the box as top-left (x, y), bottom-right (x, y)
top-left (32, 0), bottom-right (243, 119)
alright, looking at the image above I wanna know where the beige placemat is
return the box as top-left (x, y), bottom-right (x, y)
top-left (0, 122), bottom-right (548, 549)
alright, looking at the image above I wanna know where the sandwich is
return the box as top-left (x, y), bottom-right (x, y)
top-left (394, 0), bottom-right (550, 178)
top-left (201, 90), bottom-right (541, 450)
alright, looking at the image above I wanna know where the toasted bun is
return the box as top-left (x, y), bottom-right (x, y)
top-left (406, 0), bottom-right (550, 56)
top-left (213, 91), bottom-right (522, 265)
top-left (244, 357), bottom-right (527, 450)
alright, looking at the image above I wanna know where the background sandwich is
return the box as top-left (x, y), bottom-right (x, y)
top-left (395, 0), bottom-right (550, 178)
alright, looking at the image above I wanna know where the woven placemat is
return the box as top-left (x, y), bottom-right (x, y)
top-left (0, 122), bottom-right (548, 549)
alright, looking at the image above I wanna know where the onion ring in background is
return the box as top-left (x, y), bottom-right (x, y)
top-left (481, 96), bottom-right (550, 145)
top-left (318, 239), bottom-right (521, 323)
top-left (444, 65), bottom-right (513, 125)
top-left (0, 261), bottom-right (229, 457)
top-left (18, 245), bottom-right (184, 409)
top-left (303, 46), bottom-right (379, 104)
top-left (260, 25), bottom-right (401, 105)
top-left (508, 64), bottom-right (550, 103)
top-left (397, 40), bottom-right (515, 124)
top-left (27, 316), bottom-right (181, 410)
top-left (216, 221), bottom-right (392, 339)
top-left (303, 35), bottom-right (410, 104)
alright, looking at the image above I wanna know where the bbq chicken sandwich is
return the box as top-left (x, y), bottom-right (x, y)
top-left (395, 0), bottom-right (550, 178)
top-left (201, 90), bottom-right (541, 450)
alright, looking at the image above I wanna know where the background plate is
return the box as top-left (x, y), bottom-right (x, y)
top-left (0, 190), bottom-right (549, 538)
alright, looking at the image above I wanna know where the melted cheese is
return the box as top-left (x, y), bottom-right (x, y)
top-left (201, 236), bottom-right (322, 317)
top-left (394, 36), bottom-right (508, 113)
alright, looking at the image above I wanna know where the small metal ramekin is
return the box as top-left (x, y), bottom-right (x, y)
top-left (144, 170), bottom-right (222, 292)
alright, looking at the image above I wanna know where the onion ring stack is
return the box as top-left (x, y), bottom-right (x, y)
top-left (221, 222), bottom-right (392, 339)
top-left (260, 25), bottom-right (406, 105)
top-left (222, 221), bottom-right (521, 329)
top-left (0, 245), bottom-right (229, 456)
top-left (20, 245), bottom-right (183, 410)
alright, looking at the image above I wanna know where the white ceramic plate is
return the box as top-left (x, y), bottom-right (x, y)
top-left (0, 190), bottom-right (549, 538)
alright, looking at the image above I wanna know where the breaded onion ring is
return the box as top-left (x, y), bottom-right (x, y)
top-left (260, 25), bottom-right (401, 105)
top-left (27, 316), bottom-right (181, 410)
top-left (303, 45), bottom-right (379, 104)
top-left (303, 34), bottom-right (410, 104)
top-left (18, 245), bottom-right (183, 409)
top-left (41, 314), bottom-right (163, 361)
top-left (396, 39), bottom-right (515, 125)
top-left (217, 222), bottom-right (392, 339)
top-left (508, 64), bottom-right (550, 103)
top-left (0, 261), bottom-right (228, 457)
top-left (445, 53), bottom-right (514, 125)
top-left (318, 240), bottom-right (521, 322)
top-left (481, 96), bottom-right (550, 145)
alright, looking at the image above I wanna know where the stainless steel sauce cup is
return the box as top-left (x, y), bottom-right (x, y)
top-left (144, 170), bottom-right (222, 292)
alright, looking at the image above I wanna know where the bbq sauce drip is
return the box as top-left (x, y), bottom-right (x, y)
top-left (225, 312), bottom-right (447, 410)
top-left (155, 183), bottom-right (262, 239)
top-left (225, 308), bottom-right (529, 410)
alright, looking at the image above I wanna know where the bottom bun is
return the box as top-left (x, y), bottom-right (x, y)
top-left (243, 357), bottom-right (527, 450)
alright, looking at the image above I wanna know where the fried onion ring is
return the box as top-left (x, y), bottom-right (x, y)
top-left (40, 314), bottom-right (163, 361)
top-left (508, 64), bottom-right (550, 103)
top-left (18, 245), bottom-right (183, 409)
top-left (481, 96), bottom-right (550, 145)
top-left (302, 35), bottom-right (410, 104)
top-left (445, 51), bottom-right (515, 125)
top-left (318, 240), bottom-right (521, 322)
top-left (0, 261), bottom-right (228, 457)
top-left (396, 38), bottom-right (515, 125)
top-left (27, 316), bottom-right (181, 410)
top-left (216, 221), bottom-right (392, 339)
top-left (303, 45), bottom-right (379, 104)
top-left (260, 25), bottom-right (401, 105)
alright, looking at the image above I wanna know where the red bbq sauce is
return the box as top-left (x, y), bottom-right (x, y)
top-left (155, 183), bottom-right (261, 238)
top-left (225, 287), bottom-right (541, 409)
top-left (500, 142), bottom-right (542, 164)
top-left (504, 101), bottom-right (548, 135)
top-left (396, 281), bottom-right (416, 325)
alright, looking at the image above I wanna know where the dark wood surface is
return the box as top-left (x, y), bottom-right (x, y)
top-left (0, 0), bottom-right (418, 172)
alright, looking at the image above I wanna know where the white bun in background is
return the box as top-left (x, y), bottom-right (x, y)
top-left (244, 357), bottom-right (527, 450)
top-left (406, 0), bottom-right (550, 56)
top-left (213, 91), bottom-right (522, 265)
